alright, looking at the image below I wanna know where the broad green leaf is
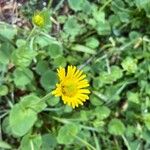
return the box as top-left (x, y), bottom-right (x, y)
top-left (118, 11), bottom-right (130, 23)
top-left (144, 113), bottom-right (150, 130)
top-left (108, 119), bottom-right (125, 135)
top-left (9, 103), bottom-right (37, 137)
top-left (111, 0), bottom-right (125, 13)
top-left (35, 35), bottom-right (53, 48)
top-left (41, 134), bottom-right (57, 150)
top-left (96, 21), bottom-right (111, 35)
top-left (71, 44), bottom-right (96, 54)
top-left (68, 0), bottom-right (84, 11)
top-left (0, 85), bottom-right (8, 96)
top-left (64, 16), bottom-right (82, 37)
top-left (35, 60), bottom-right (49, 75)
top-left (2, 117), bottom-right (12, 136)
top-left (0, 23), bottom-right (17, 40)
top-left (95, 106), bottom-right (110, 120)
top-left (111, 66), bottom-right (123, 80)
top-left (20, 94), bottom-right (47, 113)
top-left (11, 47), bottom-right (36, 68)
top-left (47, 41), bottom-right (63, 58)
top-left (121, 57), bottom-right (138, 74)
top-left (127, 92), bottom-right (139, 104)
top-left (13, 68), bottom-right (34, 88)
top-left (92, 10), bottom-right (111, 35)
top-left (46, 96), bottom-right (60, 106)
top-left (52, 56), bottom-right (66, 67)
top-left (0, 42), bottom-right (14, 65)
top-left (20, 134), bottom-right (42, 150)
top-left (16, 39), bottom-right (26, 47)
top-left (68, 0), bottom-right (91, 13)
top-left (57, 123), bottom-right (80, 144)
top-left (0, 141), bottom-right (11, 149)
top-left (85, 37), bottom-right (99, 49)
top-left (90, 94), bottom-right (103, 106)
top-left (40, 70), bottom-right (57, 91)
top-left (135, 0), bottom-right (150, 17)
top-left (100, 66), bottom-right (122, 85)
top-left (93, 10), bottom-right (105, 23)
top-left (9, 94), bottom-right (46, 137)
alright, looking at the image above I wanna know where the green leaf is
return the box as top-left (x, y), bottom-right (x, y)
top-left (40, 70), bottom-right (57, 91)
top-left (20, 94), bottom-right (46, 113)
top-left (71, 44), bottom-right (96, 54)
top-left (135, 0), bottom-right (150, 17)
top-left (96, 21), bottom-right (111, 35)
top-left (35, 35), bottom-right (53, 48)
top-left (9, 94), bottom-right (46, 137)
top-left (11, 47), bottom-right (36, 68)
top-left (121, 57), bottom-right (138, 74)
top-left (0, 23), bottom-right (17, 40)
top-left (41, 134), bottom-right (57, 150)
top-left (0, 85), bottom-right (8, 96)
top-left (0, 141), bottom-right (12, 149)
top-left (85, 37), bottom-right (99, 49)
top-left (52, 56), bottom-right (67, 67)
top-left (93, 10), bottom-right (105, 23)
top-left (111, 66), bottom-right (123, 80)
top-left (35, 60), bottom-right (49, 75)
top-left (9, 103), bottom-right (37, 137)
top-left (90, 94), bottom-right (103, 106)
top-left (144, 113), bottom-right (150, 130)
top-left (100, 66), bottom-right (122, 85)
top-left (16, 39), bottom-right (26, 48)
top-left (20, 134), bottom-right (42, 150)
top-left (47, 41), bottom-right (63, 58)
top-left (64, 16), bottom-right (82, 37)
top-left (0, 42), bottom-right (14, 65)
top-left (108, 119), bottom-right (125, 135)
top-left (92, 10), bottom-right (111, 35)
top-left (2, 117), bottom-right (12, 136)
top-left (68, 0), bottom-right (84, 11)
top-left (118, 11), bottom-right (130, 23)
top-left (57, 123), bottom-right (80, 144)
top-left (95, 106), bottom-right (110, 120)
top-left (46, 96), bottom-right (60, 106)
top-left (13, 68), bottom-right (34, 88)
top-left (127, 92), bottom-right (139, 104)
top-left (68, 0), bottom-right (91, 13)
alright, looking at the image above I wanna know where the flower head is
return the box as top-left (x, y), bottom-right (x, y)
top-left (32, 10), bottom-right (51, 28)
top-left (32, 14), bottom-right (44, 27)
top-left (52, 66), bottom-right (90, 108)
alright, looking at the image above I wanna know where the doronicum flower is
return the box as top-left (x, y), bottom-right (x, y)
top-left (52, 66), bottom-right (90, 108)
top-left (32, 9), bottom-right (51, 28)
top-left (32, 14), bottom-right (44, 27)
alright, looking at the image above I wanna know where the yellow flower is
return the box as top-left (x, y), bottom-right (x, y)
top-left (32, 13), bottom-right (44, 27)
top-left (52, 66), bottom-right (90, 108)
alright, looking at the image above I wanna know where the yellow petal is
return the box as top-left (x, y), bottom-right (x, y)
top-left (57, 67), bottom-right (66, 81)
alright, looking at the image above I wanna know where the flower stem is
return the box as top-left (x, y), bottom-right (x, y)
top-left (41, 92), bottom-right (52, 102)
top-left (27, 26), bottom-right (36, 40)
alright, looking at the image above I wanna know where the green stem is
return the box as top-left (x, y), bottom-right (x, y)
top-left (54, 0), bottom-right (65, 12)
top-left (47, 0), bottom-right (53, 9)
top-left (33, 92), bottom-right (52, 107)
top-left (41, 92), bottom-right (52, 102)
top-left (122, 135), bottom-right (131, 150)
top-left (73, 134), bottom-right (96, 150)
top-left (27, 26), bottom-right (36, 40)
top-left (100, 0), bottom-right (112, 11)
top-left (93, 132), bottom-right (101, 150)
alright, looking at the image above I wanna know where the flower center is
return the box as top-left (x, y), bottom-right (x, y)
top-left (61, 81), bottom-right (77, 97)
top-left (33, 15), bottom-right (44, 26)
